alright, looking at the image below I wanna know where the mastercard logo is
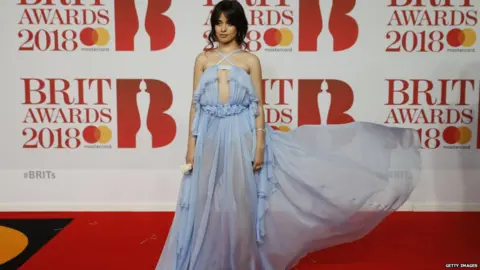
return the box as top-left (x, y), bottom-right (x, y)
top-left (264, 28), bottom-right (293, 47)
top-left (271, 125), bottom-right (290, 132)
top-left (83, 125), bottom-right (112, 144)
top-left (442, 126), bottom-right (472, 145)
top-left (80, 27), bottom-right (110, 47)
top-left (446, 28), bottom-right (476, 47)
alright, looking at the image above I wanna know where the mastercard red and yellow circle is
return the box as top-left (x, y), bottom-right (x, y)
top-left (83, 125), bottom-right (112, 144)
top-left (80, 27), bottom-right (110, 46)
top-left (271, 125), bottom-right (290, 132)
top-left (264, 28), bottom-right (293, 47)
top-left (446, 28), bottom-right (476, 47)
top-left (442, 126), bottom-right (471, 145)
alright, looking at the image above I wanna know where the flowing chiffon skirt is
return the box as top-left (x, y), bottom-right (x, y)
top-left (156, 117), bottom-right (421, 270)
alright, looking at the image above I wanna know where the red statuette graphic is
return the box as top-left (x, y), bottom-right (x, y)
top-left (298, 0), bottom-right (358, 52)
top-left (116, 79), bottom-right (176, 148)
top-left (297, 79), bottom-right (354, 126)
top-left (114, 0), bottom-right (175, 51)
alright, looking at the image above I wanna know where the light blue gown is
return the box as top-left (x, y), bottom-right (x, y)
top-left (155, 49), bottom-right (422, 270)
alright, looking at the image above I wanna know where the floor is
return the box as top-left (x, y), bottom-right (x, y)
top-left (0, 211), bottom-right (479, 270)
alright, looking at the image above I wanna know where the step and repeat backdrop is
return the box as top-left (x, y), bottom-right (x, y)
top-left (0, 0), bottom-right (479, 210)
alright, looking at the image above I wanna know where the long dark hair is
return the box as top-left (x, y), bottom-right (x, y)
top-left (207, 0), bottom-right (249, 50)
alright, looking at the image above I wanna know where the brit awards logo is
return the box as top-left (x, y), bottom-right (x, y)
top-left (20, 77), bottom-right (176, 149)
top-left (386, 0), bottom-right (478, 53)
top-left (384, 78), bottom-right (479, 149)
top-left (16, 0), bottom-right (175, 52)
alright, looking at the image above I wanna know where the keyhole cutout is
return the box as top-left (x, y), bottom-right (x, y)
top-left (213, 49), bottom-right (241, 105)
top-left (217, 67), bottom-right (231, 105)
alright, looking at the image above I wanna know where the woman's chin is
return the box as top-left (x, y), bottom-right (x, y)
top-left (217, 37), bottom-right (235, 44)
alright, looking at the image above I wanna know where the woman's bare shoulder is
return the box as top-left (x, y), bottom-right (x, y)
top-left (195, 50), bottom-right (221, 70)
top-left (242, 51), bottom-right (261, 68)
top-left (195, 51), bottom-right (209, 64)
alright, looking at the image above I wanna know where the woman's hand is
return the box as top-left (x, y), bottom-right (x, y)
top-left (253, 146), bottom-right (264, 172)
top-left (186, 145), bottom-right (195, 167)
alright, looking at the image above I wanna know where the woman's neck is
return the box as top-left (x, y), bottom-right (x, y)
top-left (217, 43), bottom-right (241, 54)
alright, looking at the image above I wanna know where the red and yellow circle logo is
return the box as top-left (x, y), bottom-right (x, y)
top-left (82, 125), bottom-right (112, 144)
top-left (264, 28), bottom-right (293, 47)
top-left (80, 27), bottom-right (110, 47)
top-left (271, 125), bottom-right (290, 132)
top-left (446, 28), bottom-right (476, 47)
top-left (443, 126), bottom-right (472, 145)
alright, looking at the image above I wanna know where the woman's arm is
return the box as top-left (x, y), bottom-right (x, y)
top-left (249, 54), bottom-right (265, 145)
top-left (248, 53), bottom-right (265, 171)
top-left (186, 52), bottom-right (207, 163)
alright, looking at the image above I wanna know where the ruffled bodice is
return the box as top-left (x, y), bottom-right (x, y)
top-left (191, 65), bottom-right (259, 136)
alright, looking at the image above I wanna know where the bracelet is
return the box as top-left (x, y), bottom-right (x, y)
top-left (256, 128), bottom-right (265, 132)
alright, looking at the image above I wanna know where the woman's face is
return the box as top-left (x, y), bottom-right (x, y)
top-left (215, 13), bottom-right (237, 44)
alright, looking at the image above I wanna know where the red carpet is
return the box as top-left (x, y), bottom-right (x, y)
top-left (0, 212), bottom-right (479, 270)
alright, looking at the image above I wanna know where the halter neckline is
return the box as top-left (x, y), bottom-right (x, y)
top-left (215, 49), bottom-right (242, 66)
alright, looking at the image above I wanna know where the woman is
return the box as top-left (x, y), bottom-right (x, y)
top-left (156, 1), bottom-right (422, 269)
